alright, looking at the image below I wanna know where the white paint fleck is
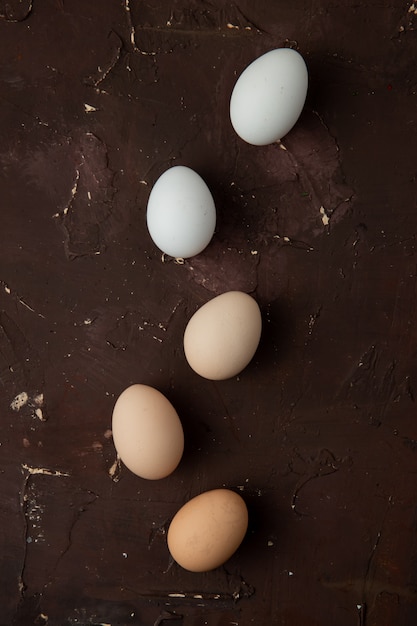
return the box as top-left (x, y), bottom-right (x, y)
top-left (4, 284), bottom-right (11, 294)
top-left (11, 392), bottom-right (29, 411)
top-left (35, 407), bottom-right (45, 421)
top-left (168, 593), bottom-right (186, 598)
top-left (250, 250), bottom-right (258, 255)
top-left (268, 540), bottom-right (274, 546)
top-left (109, 456), bottom-right (121, 481)
top-left (84, 103), bottom-right (98, 113)
top-left (320, 205), bottom-right (330, 226)
top-left (33, 393), bottom-right (43, 406)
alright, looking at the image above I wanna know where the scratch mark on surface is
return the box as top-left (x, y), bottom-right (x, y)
top-left (323, 576), bottom-right (417, 601)
top-left (291, 449), bottom-right (339, 516)
top-left (273, 234), bottom-right (314, 251)
top-left (153, 611), bottom-right (183, 626)
top-left (108, 455), bottom-right (122, 482)
top-left (87, 30), bottom-right (123, 87)
top-left (18, 462), bottom-right (71, 597)
top-left (1, 279), bottom-right (46, 318)
top-left (52, 490), bottom-right (99, 574)
top-left (52, 132), bottom-right (115, 259)
top-left (275, 111), bottom-right (354, 232)
top-left (212, 383), bottom-right (240, 442)
top-left (359, 495), bottom-right (394, 620)
top-left (308, 306), bottom-right (322, 336)
top-left (0, 311), bottom-right (45, 403)
top-left (22, 464), bottom-right (70, 477)
top-left (52, 168), bottom-right (79, 219)
top-left (123, 0), bottom-right (134, 43)
top-left (148, 520), bottom-right (169, 549)
top-left (123, 0), bottom-right (142, 53)
top-left (338, 344), bottom-right (404, 419)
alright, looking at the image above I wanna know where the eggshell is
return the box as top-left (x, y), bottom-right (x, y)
top-left (146, 165), bottom-right (216, 258)
top-left (183, 291), bottom-right (262, 380)
top-left (167, 489), bottom-right (248, 572)
top-left (230, 47), bottom-right (308, 145)
top-left (111, 384), bottom-right (184, 480)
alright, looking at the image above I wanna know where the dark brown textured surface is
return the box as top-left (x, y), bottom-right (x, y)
top-left (1, 1), bottom-right (417, 624)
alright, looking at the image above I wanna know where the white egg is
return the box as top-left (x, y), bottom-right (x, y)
top-left (146, 165), bottom-right (216, 258)
top-left (230, 48), bottom-right (308, 146)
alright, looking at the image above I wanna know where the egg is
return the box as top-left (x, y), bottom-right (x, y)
top-left (146, 165), bottom-right (216, 258)
top-left (167, 489), bottom-right (248, 572)
top-left (111, 384), bottom-right (184, 480)
top-left (230, 47), bottom-right (308, 145)
top-left (183, 290), bottom-right (262, 380)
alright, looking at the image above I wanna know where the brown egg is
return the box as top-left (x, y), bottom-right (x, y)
top-left (167, 488), bottom-right (248, 572)
top-left (111, 384), bottom-right (184, 480)
top-left (183, 290), bottom-right (262, 380)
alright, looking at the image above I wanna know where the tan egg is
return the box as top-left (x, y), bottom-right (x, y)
top-left (183, 291), bottom-right (262, 380)
top-left (111, 384), bottom-right (184, 480)
top-left (167, 488), bottom-right (248, 572)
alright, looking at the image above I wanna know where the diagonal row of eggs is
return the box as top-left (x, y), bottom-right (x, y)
top-left (111, 291), bottom-right (261, 571)
top-left (112, 47), bottom-right (308, 574)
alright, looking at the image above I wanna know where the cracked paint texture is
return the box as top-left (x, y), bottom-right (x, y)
top-left (0, 0), bottom-right (417, 625)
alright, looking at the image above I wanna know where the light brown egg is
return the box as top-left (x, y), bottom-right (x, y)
top-left (167, 488), bottom-right (248, 572)
top-left (183, 290), bottom-right (262, 380)
top-left (111, 384), bottom-right (184, 480)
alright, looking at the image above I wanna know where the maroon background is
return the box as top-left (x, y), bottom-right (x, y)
top-left (1, 1), bottom-right (417, 624)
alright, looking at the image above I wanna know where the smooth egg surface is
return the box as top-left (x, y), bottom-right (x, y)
top-left (183, 291), bottom-right (262, 380)
top-left (167, 489), bottom-right (248, 572)
top-left (230, 47), bottom-right (308, 145)
top-left (112, 384), bottom-right (184, 480)
top-left (146, 165), bottom-right (216, 258)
